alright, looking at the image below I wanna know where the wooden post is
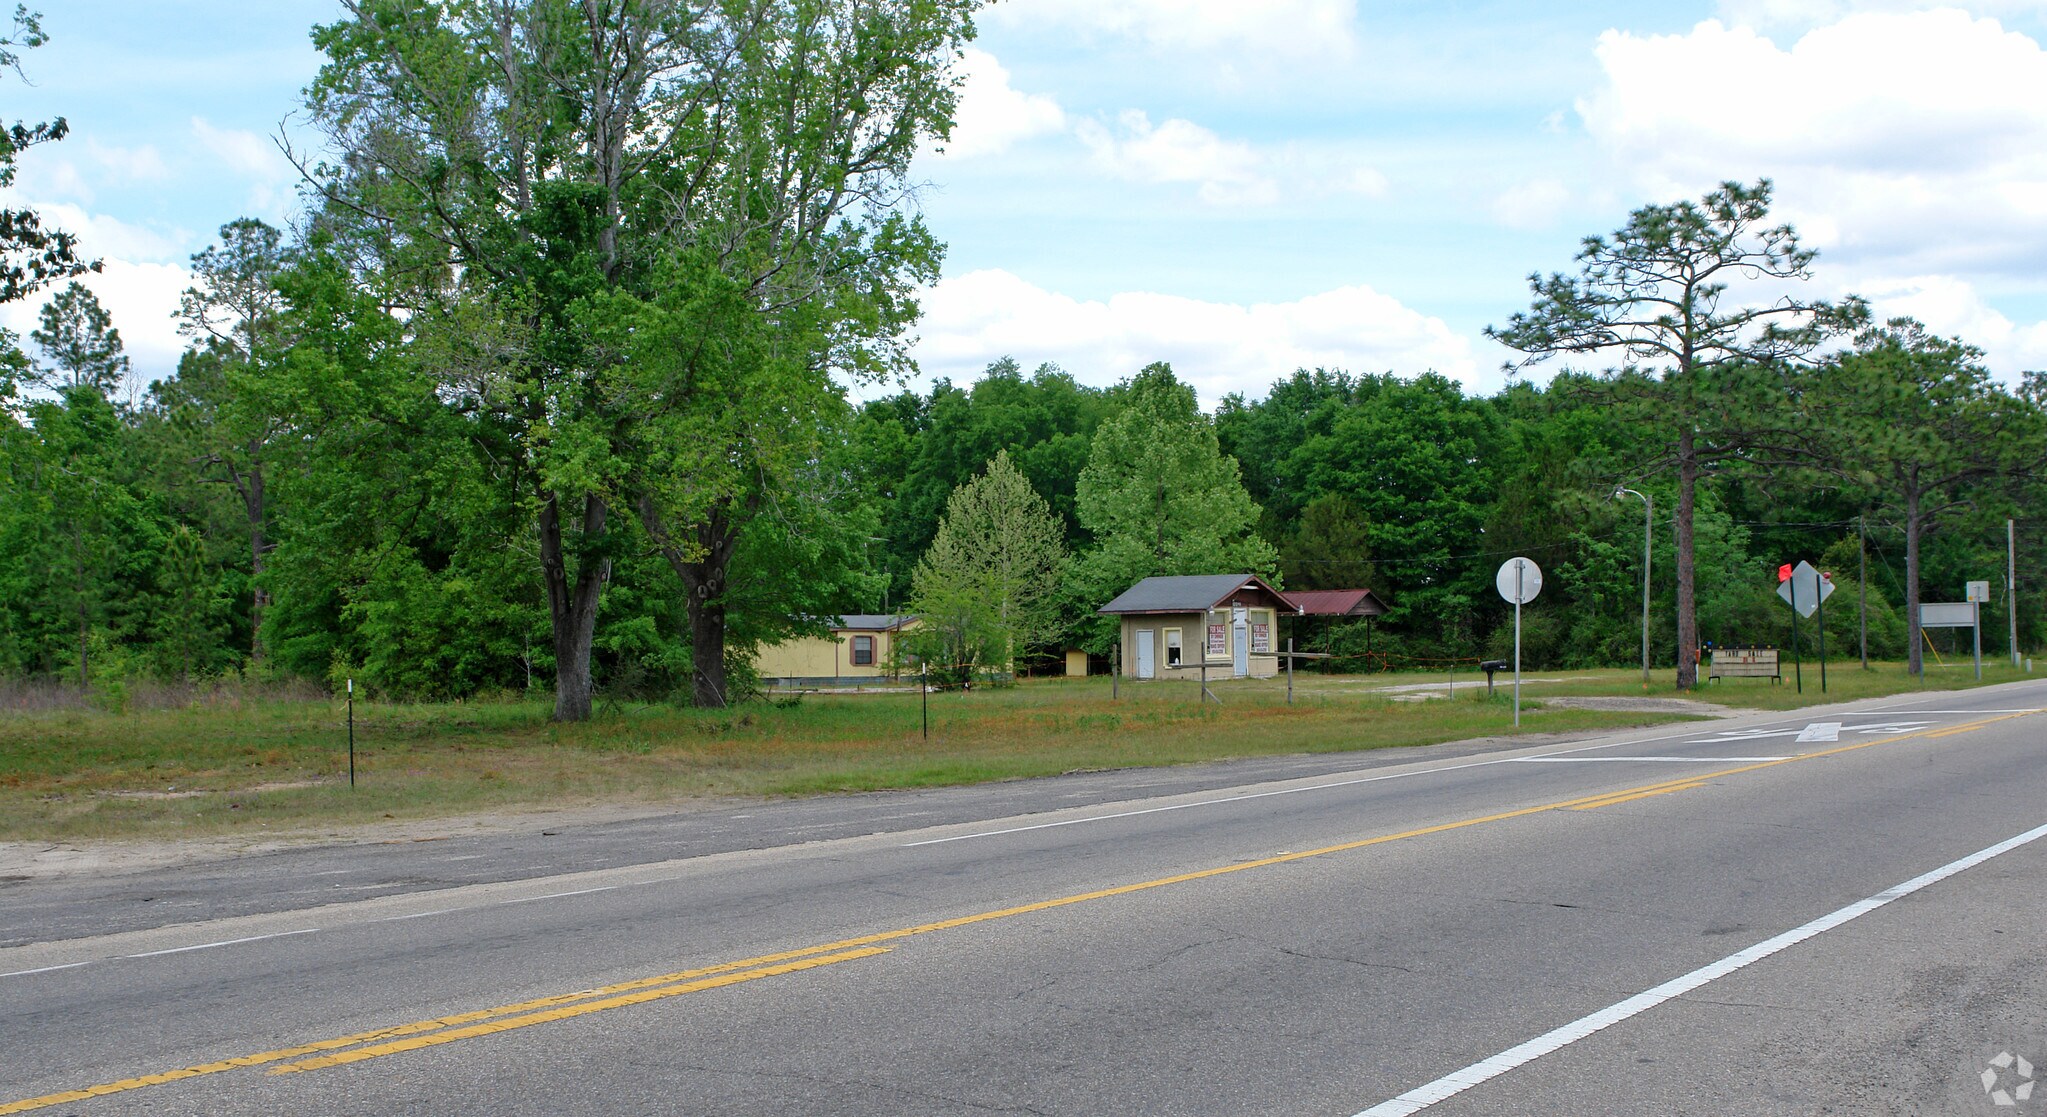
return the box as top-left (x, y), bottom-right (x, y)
top-left (1286, 638), bottom-right (1294, 705)
top-left (1111, 639), bottom-right (1119, 700)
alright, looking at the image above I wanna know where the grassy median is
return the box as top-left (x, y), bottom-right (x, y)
top-left (0, 661), bottom-right (2034, 842)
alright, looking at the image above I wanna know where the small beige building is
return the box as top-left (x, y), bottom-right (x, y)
top-left (753, 615), bottom-right (916, 686)
top-left (1099, 574), bottom-right (1297, 681)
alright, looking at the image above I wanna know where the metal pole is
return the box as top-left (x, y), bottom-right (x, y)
top-left (1974, 600), bottom-right (1983, 681)
top-left (1615, 488), bottom-right (1651, 687)
top-left (922, 662), bottom-right (928, 740)
top-left (1817, 575), bottom-right (1827, 694)
top-left (2011, 519), bottom-right (2021, 669)
top-left (1111, 640), bottom-right (1119, 700)
top-left (1286, 638), bottom-right (1294, 705)
top-left (1789, 579), bottom-right (1803, 694)
top-left (1200, 659), bottom-right (1208, 704)
top-left (1513, 561), bottom-right (1523, 728)
top-left (347, 678), bottom-right (356, 788)
top-left (1641, 494), bottom-right (1651, 687)
top-left (1859, 514), bottom-right (1869, 670)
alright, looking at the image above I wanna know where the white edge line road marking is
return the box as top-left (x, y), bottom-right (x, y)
top-left (904, 713), bottom-right (1904, 847)
top-left (1351, 818), bottom-right (2047, 1117)
top-left (1509, 756), bottom-right (1792, 764)
top-left (495, 886), bottom-right (616, 905)
top-left (125, 928), bottom-right (320, 959)
top-left (0, 960), bottom-right (92, 979)
top-left (904, 705), bottom-right (2016, 847)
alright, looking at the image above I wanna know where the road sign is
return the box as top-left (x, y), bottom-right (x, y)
top-left (1966, 580), bottom-right (1991, 603)
top-left (1774, 560), bottom-right (1834, 619)
top-left (1495, 557), bottom-right (1542, 604)
top-left (1921, 603), bottom-right (1975, 628)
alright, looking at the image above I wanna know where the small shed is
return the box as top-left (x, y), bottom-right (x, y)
top-left (1099, 574), bottom-right (1297, 681)
top-left (753, 614), bottom-right (917, 687)
top-left (1287, 588), bottom-right (1390, 664)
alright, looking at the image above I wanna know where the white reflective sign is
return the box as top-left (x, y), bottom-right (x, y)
top-left (1495, 557), bottom-right (1543, 605)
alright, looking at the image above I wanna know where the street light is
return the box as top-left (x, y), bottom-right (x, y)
top-left (1614, 487), bottom-right (1652, 687)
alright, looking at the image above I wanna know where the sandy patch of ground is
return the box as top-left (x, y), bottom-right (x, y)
top-left (1536, 696), bottom-right (1748, 717)
top-left (0, 798), bottom-right (721, 883)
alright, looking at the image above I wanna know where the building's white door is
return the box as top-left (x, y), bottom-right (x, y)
top-left (1135, 629), bottom-right (1155, 679)
top-left (1232, 607), bottom-right (1250, 677)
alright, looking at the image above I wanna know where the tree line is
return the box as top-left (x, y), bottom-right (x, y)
top-left (4, 5), bottom-right (2044, 718)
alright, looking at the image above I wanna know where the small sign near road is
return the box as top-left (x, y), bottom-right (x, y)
top-left (1966, 580), bottom-right (1991, 603)
top-left (1775, 560), bottom-right (1834, 619)
top-left (1495, 557), bottom-right (1542, 605)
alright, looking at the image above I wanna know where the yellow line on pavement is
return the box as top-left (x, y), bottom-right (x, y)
top-left (1570, 782), bottom-right (1709, 811)
top-left (269, 947), bottom-right (890, 1074)
top-left (7, 708), bottom-right (2032, 1113)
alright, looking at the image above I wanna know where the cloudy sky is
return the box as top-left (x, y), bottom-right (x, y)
top-left (5, 0), bottom-right (2046, 408)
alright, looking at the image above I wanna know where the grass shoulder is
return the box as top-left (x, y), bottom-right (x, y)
top-left (0, 661), bottom-right (2030, 844)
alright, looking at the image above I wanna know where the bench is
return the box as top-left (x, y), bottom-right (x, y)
top-left (1708, 645), bottom-right (1781, 683)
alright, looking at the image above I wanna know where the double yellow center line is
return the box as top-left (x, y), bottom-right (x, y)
top-left (5, 709), bottom-right (2031, 1114)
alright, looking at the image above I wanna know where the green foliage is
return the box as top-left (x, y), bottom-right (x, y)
top-left (29, 281), bottom-right (129, 395)
top-left (1072, 363), bottom-right (1278, 651)
top-left (904, 449), bottom-right (1070, 679)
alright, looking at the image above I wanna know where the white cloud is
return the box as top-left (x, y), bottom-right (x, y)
top-left (1491, 178), bottom-right (1572, 230)
top-left (191, 117), bottom-right (297, 220)
top-left (11, 201), bottom-right (189, 265)
top-left (1077, 110), bottom-right (1279, 206)
top-left (1717, 0), bottom-right (2047, 32)
top-left (87, 139), bottom-right (170, 184)
top-left (910, 268), bottom-right (1478, 404)
top-left (934, 49), bottom-right (1064, 160)
top-left (992, 0), bottom-right (1358, 63)
top-left (0, 258), bottom-right (195, 389)
top-left (1856, 273), bottom-right (2047, 375)
top-left (1579, 10), bottom-right (2047, 279)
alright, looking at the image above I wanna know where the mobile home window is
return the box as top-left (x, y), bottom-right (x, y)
top-left (1165, 628), bottom-right (1183, 666)
top-left (851, 635), bottom-right (875, 665)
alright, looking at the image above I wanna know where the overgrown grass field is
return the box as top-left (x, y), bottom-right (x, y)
top-left (0, 662), bottom-right (2033, 842)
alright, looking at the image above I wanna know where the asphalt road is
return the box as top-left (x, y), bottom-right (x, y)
top-left (4, 681), bottom-right (2045, 1116)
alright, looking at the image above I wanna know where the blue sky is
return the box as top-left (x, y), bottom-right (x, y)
top-left (7, 1), bottom-right (2047, 408)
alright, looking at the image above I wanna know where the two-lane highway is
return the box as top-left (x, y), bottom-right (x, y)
top-left (5, 682), bottom-right (2045, 1115)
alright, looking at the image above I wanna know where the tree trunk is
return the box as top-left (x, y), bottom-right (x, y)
top-left (245, 449), bottom-right (268, 664)
top-left (1673, 428), bottom-right (1700, 690)
top-left (637, 492), bottom-right (745, 709)
top-left (1904, 482), bottom-right (1923, 678)
top-left (540, 492), bottom-right (610, 722)
top-left (687, 580), bottom-right (729, 708)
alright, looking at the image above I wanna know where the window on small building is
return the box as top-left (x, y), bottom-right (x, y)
top-left (1165, 628), bottom-right (1183, 666)
top-left (851, 635), bottom-right (875, 666)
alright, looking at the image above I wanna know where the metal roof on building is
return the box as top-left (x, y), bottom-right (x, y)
top-left (833, 614), bottom-right (915, 631)
top-left (1286, 588), bottom-right (1389, 617)
top-left (1097, 574), bottom-right (1294, 615)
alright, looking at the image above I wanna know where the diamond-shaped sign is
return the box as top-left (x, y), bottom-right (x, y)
top-left (1774, 560), bottom-right (1834, 618)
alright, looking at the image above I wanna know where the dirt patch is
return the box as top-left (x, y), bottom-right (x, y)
top-left (1538, 696), bottom-right (1749, 717)
top-left (0, 798), bottom-right (724, 883)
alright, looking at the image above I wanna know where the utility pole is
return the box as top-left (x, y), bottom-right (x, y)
top-left (2012, 519), bottom-right (2021, 669)
top-left (1615, 488), bottom-right (1652, 687)
top-left (1859, 513), bottom-right (1869, 670)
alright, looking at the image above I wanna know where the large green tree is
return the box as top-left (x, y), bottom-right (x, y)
top-left (1811, 320), bottom-right (2047, 676)
top-left (31, 281), bottom-right (128, 396)
top-left (904, 449), bottom-right (1068, 680)
top-left (168, 219), bottom-right (293, 663)
top-left (307, 0), bottom-right (973, 717)
top-left (1073, 363), bottom-right (1278, 650)
top-left (1489, 179), bottom-right (1864, 688)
